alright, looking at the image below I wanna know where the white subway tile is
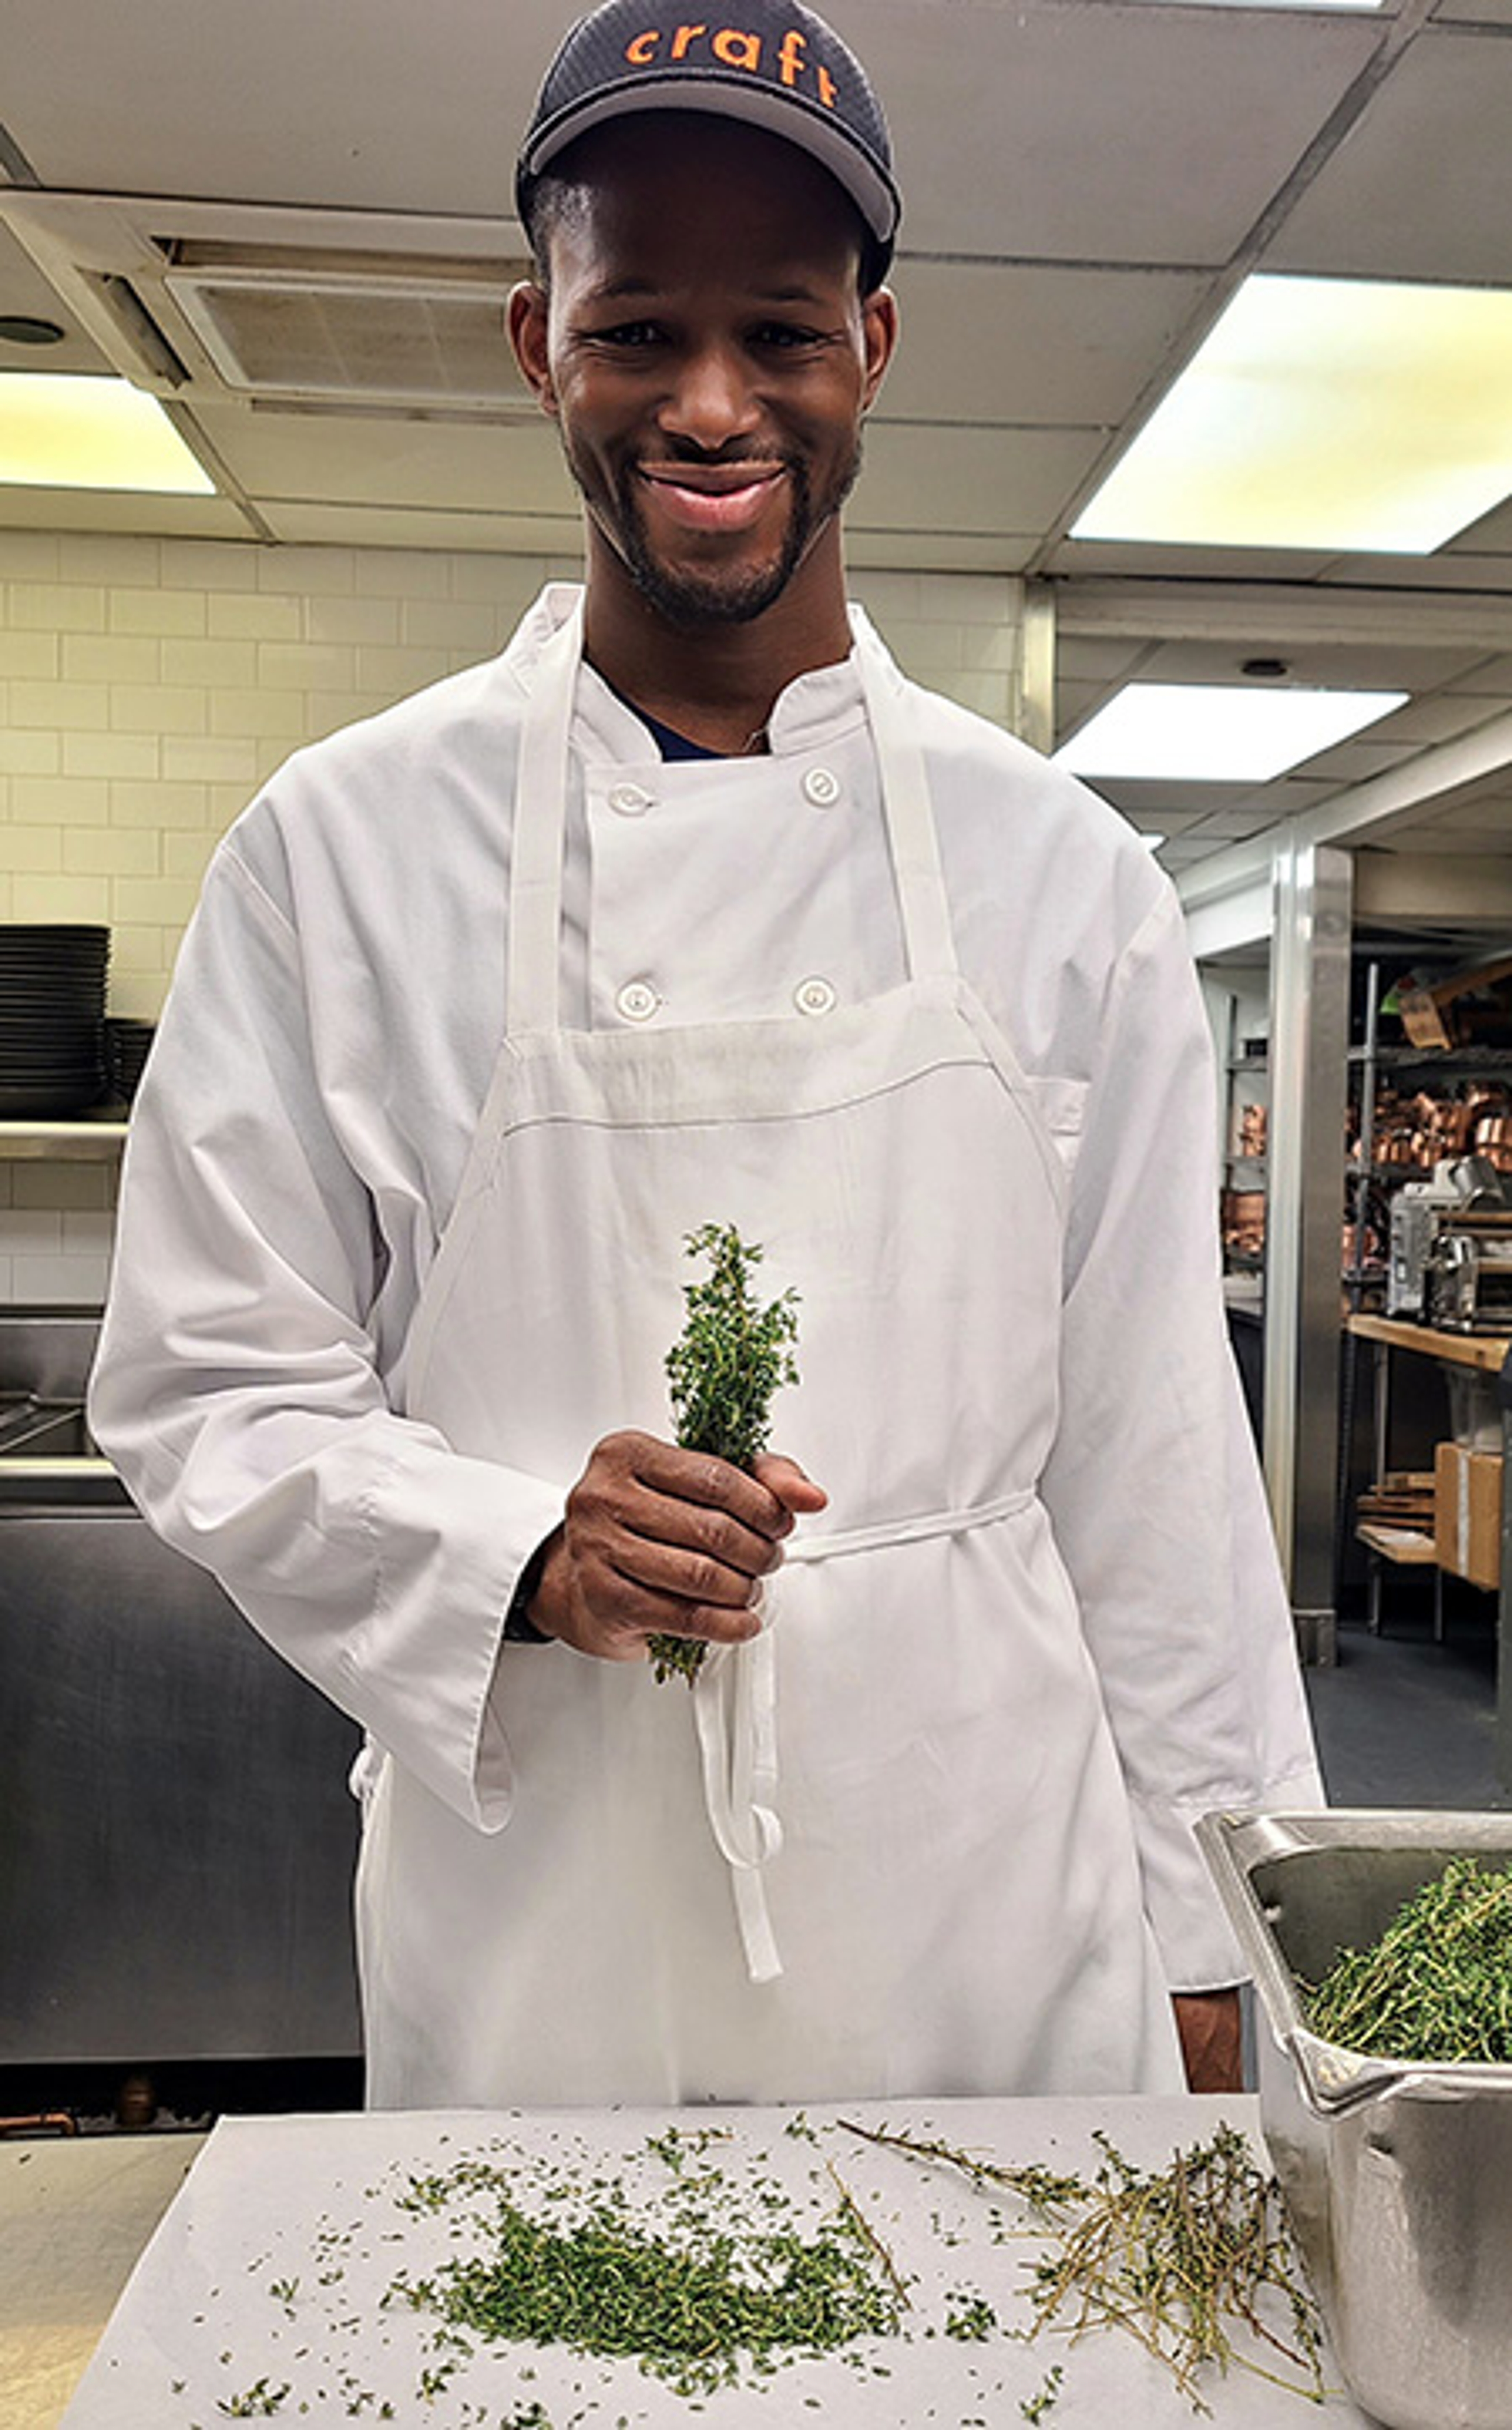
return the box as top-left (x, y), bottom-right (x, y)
top-left (11, 1163), bottom-right (114, 1211)
top-left (0, 878), bottom-right (11, 920)
top-left (257, 641), bottom-right (355, 691)
top-left (161, 737), bottom-right (258, 783)
top-left (262, 544), bottom-right (354, 595)
top-left (304, 595), bottom-right (400, 645)
top-left (0, 1169), bottom-right (12, 1209)
top-left (62, 1209), bottom-right (115, 1253)
top-left (207, 591), bottom-right (303, 641)
top-left (400, 598), bottom-right (500, 649)
top-left (208, 688), bottom-right (311, 741)
top-left (11, 873), bottom-right (111, 922)
top-left (63, 827), bottom-right (161, 877)
top-left (352, 644), bottom-right (452, 696)
top-left (0, 825), bottom-right (63, 874)
top-left (160, 637), bottom-right (260, 688)
top-left (107, 970), bottom-right (170, 1020)
top-left (8, 582), bottom-right (107, 632)
top-left (878, 618), bottom-right (964, 673)
top-left (210, 780), bottom-right (258, 832)
top-left (160, 538), bottom-right (262, 590)
top-left (109, 588), bottom-right (208, 638)
top-left (847, 569), bottom-right (922, 623)
top-left (59, 534), bottom-right (162, 586)
top-left (62, 633), bottom-right (163, 685)
top-left (110, 779), bottom-right (208, 831)
top-left (450, 553), bottom-right (552, 607)
top-left (917, 572), bottom-right (1023, 625)
top-left (0, 533), bottom-right (61, 580)
top-left (934, 670), bottom-right (1012, 721)
top-left (64, 732), bottom-right (160, 780)
top-left (0, 632), bottom-right (61, 680)
top-left (0, 1253), bottom-right (12, 1301)
top-left (959, 622), bottom-right (1019, 674)
top-left (162, 829), bottom-right (216, 883)
top-left (11, 775), bottom-right (110, 826)
top-left (0, 1208), bottom-right (62, 1255)
top-left (9, 680), bottom-right (111, 730)
top-left (109, 922), bottom-right (168, 974)
top-left (11, 1251), bottom-right (111, 1304)
top-left (0, 730), bottom-right (62, 776)
top-left (110, 684), bottom-right (209, 735)
top-left (353, 547), bottom-right (449, 599)
top-left (306, 691), bottom-right (391, 737)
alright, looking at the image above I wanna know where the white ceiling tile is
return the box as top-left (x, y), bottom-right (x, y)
top-left (883, 262), bottom-right (1208, 425)
top-left (1134, 636), bottom-right (1487, 690)
top-left (0, 226), bottom-right (114, 374)
top-left (188, 403), bottom-right (573, 515)
top-left (0, 484), bottom-right (254, 536)
top-left (1445, 656), bottom-right (1512, 696)
top-left (259, 501), bottom-right (586, 555)
top-left (861, 0), bottom-right (1383, 260)
top-left (1320, 547), bottom-right (1512, 590)
top-left (1269, 30), bottom-right (1512, 282)
top-left (1049, 536), bottom-right (1339, 581)
top-left (855, 421), bottom-right (1103, 536)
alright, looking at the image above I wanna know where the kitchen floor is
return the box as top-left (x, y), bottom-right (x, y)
top-left (1307, 1584), bottom-right (1506, 1810)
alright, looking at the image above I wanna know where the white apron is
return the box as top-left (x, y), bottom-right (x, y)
top-left (356, 603), bottom-right (1184, 2109)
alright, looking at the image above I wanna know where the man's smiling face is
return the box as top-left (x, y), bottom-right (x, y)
top-left (512, 115), bottom-right (895, 631)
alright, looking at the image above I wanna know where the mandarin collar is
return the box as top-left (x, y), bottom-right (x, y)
top-left (506, 583), bottom-right (884, 766)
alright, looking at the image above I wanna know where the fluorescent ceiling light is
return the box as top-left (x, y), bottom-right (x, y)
top-left (1073, 275), bottom-right (1512, 554)
top-left (0, 372), bottom-right (214, 493)
top-left (1054, 683), bottom-right (1408, 783)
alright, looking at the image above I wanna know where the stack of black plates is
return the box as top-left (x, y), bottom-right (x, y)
top-left (105, 1016), bottom-right (156, 1104)
top-left (0, 925), bottom-right (110, 1117)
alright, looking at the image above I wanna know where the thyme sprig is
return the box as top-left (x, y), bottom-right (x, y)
top-left (1305, 1853), bottom-right (1512, 2063)
top-left (650, 1221), bottom-right (801, 1684)
top-left (839, 2116), bottom-right (1326, 2415)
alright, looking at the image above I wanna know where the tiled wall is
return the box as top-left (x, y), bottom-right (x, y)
top-left (0, 529), bottom-right (1027, 1303)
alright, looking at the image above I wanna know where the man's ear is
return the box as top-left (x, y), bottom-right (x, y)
top-left (508, 280), bottom-right (557, 416)
top-left (860, 287), bottom-right (898, 413)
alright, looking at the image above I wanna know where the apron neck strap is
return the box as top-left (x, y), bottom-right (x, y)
top-left (507, 598), bottom-right (583, 1034)
top-left (506, 599), bottom-right (958, 1032)
top-left (854, 620), bottom-right (959, 985)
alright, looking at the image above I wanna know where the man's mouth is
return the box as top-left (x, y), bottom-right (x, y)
top-left (636, 461), bottom-right (789, 534)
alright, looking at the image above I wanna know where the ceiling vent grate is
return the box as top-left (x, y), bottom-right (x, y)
top-left (160, 246), bottom-right (533, 411)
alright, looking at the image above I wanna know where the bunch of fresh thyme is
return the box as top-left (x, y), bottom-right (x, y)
top-left (1305, 1853), bottom-right (1512, 2064)
top-left (649, 1221), bottom-right (801, 1684)
top-left (840, 2117), bottom-right (1325, 2415)
top-left (387, 2130), bottom-right (900, 2397)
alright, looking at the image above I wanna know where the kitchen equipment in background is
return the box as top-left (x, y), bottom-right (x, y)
top-left (1424, 1211), bottom-right (1512, 1334)
top-left (0, 1311), bottom-right (361, 2070)
top-left (1200, 1809), bottom-right (1512, 2430)
top-left (1388, 1155), bottom-right (1511, 1319)
top-left (0, 924), bottom-right (109, 1117)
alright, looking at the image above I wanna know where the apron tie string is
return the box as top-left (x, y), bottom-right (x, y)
top-left (692, 1604), bottom-right (784, 1985)
top-left (688, 1489), bottom-right (1037, 1986)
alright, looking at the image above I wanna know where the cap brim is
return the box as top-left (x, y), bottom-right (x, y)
top-left (522, 75), bottom-right (899, 253)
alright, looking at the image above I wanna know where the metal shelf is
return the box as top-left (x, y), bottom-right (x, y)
top-left (0, 1112), bottom-right (129, 1162)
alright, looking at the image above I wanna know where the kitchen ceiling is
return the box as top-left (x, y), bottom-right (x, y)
top-left (1, 0), bottom-right (1510, 910)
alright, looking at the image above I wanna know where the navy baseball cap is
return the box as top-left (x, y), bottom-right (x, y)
top-left (516, 0), bottom-right (900, 280)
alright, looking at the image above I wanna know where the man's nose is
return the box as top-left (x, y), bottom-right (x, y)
top-left (659, 344), bottom-right (761, 452)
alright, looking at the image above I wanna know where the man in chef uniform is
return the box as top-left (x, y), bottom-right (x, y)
top-left (91, 0), bottom-right (1321, 2109)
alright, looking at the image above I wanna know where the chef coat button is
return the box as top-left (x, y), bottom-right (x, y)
top-left (608, 781), bottom-right (654, 817)
top-left (794, 976), bottom-right (837, 1017)
top-left (801, 766), bottom-right (841, 808)
top-left (616, 979), bottom-right (660, 1022)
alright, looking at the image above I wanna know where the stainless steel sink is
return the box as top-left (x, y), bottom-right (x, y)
top-left (0, 1308), bottom-right (124, 1501)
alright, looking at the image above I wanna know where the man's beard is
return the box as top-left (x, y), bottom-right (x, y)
top-left (568, 438), bottom-right (863, 630)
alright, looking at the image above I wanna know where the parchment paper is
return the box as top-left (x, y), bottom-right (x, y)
top-left (61, 2094), bottom-right (1376, 2428)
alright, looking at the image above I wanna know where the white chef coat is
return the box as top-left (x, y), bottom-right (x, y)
top-left (90, 582), bottom-right (1322, 2039)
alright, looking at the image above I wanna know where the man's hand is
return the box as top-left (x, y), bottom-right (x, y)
top-left (1172, 1989), bottom-right (1243, 2092)
top-left (526, 1429), bottom-right (826, 1664)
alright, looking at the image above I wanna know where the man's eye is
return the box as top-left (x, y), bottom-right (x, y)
top-left (590, 321), bottom-right (663, 347)
top-left (752, 323), bottom-right (825, 350)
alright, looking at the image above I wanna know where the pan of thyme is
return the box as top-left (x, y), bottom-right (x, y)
top-left (649, 1221), bottom-right (801, 1685)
